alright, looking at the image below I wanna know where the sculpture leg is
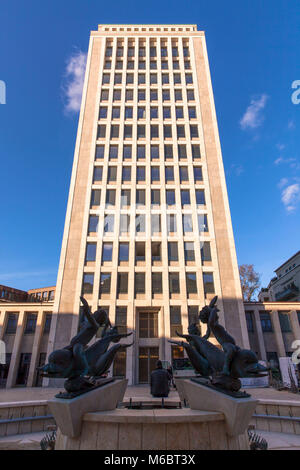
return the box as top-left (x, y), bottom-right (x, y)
top-left (222, 343), bottom-right (237, 376)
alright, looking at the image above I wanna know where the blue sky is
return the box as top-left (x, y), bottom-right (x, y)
top-left (0, 0), bottom-right (299, 291)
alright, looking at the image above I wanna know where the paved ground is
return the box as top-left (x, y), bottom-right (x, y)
top-left (256, 430), bottom-right (300, 450)
top-left (0, 385), bottom-right (299, 403)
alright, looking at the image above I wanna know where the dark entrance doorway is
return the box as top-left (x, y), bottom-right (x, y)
top-left (138, 347), bottom-right (159, 383)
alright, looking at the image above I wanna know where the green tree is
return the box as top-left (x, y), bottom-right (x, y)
top-left (239, 264), bottom-right (261, 301)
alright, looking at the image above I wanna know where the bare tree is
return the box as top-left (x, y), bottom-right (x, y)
top-left (239, 264), bottom-right (261, 301)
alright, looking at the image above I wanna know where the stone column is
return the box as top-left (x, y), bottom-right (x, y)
top-left (271, 310), bottom-right (286, 357)
top-left (253, 308), bottom-right (267, 361)
top-left (290, 310), bottom-right (300, 342)
top-left (0, 310), bottom-right (6, 341)
top-left (6, 310), bottom-right (25, 388)
top-left (26, 310), bottom-right (45, 387)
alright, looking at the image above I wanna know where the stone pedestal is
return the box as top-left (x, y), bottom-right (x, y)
top-left (182, 379), bottom-right (258, 437)
top-left (48, 379), bottom-right (127, 438)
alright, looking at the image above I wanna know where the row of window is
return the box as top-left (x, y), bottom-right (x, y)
top-left (85, 240), bottom-right (212, 264)
top-left (95, 143), bottom-right (201, 160)
top-left (92, 166), bottom-right (203, 184)
top-left (105, 45), bottom-right (190, 58)
top-left (102, 72), bottom-right (193, 86)
top-left (82, 271), bottom-right (215, 296)
top-left (90, 188), bottom-right (206, 208)
top-left (98, 124), bottom-right (199, 140)
top-left (100, 88), bottom-right (195, 103)
top-left (246, 311), bottom-right (300, 333)
top-left (104, 59), bottom-right (192, 71)
top-left (4, 313), bottom-right (52, 335)
top-left (88, 213), bottom-right (209, 235)
top-left (99, 105), bottom-right (197, 121)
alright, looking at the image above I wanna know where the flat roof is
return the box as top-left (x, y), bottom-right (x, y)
top-left (275, 250), bottom-right (300, 272)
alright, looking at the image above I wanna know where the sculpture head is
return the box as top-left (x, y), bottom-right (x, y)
top-left (188, 323), bottom-right (201, 336)
top-left (199, 305), bottom-right (212, 324)
top-left (93, 309), bottom-right (110, 327)
top-left (230, 349), bottom-right (269, 379)
top-left (38, 349), bottom-right (74, 378)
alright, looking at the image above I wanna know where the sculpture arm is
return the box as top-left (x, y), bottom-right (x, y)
top-left (80, 296), bottom-right (99, 330)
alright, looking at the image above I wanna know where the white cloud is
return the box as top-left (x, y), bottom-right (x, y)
top-left (63, 51), bottom-right (87, 113)
top-left (281, 183), bottom-right (300, 212)
top-left (240, 94), bottom-right (268, 130)
top-left (288, 119), bottom-right (295, 130)
top-left (274, 157), bottom-right (296, 166)
top-left (278, 178), bottom-right (289, 189)
top-left (276, 143), bottom-right (285, 151)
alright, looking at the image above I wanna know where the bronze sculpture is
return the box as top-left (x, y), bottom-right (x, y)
top-left (38, 297), bottom-right (133, 398)
top-left (169, 296), bottom-right (268, 397)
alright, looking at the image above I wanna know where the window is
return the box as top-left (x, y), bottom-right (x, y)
top-left (188, 306), bottom-right (199, 326)
top-left (137, 145), bottom-right (146, 160)
top-left (139, 47), bottom-right (145, 57)
top-left (103, 214), bottom-right (114, 233)
top-left (151, 145), bottom-right (159, 160)
top-left (112, 107), bottom-right (120, 120)
top-left (136, 214), bottom-right (146, 233)
top-left (127, 60), bottom-right (134, 69)
top-left (186, 273), bottom-right (197, 294)
top-left (184, 60), bottom-right (191, 70)
top-left (128, 47), bottom-right (134, 57)
top-left (194, 167), bottom-right (203, 183)
top-left (137, 125), bottom-right (145, 139)
top-left (115, 307), bottom-right (127, 334)
top-left (138, 73), bottom-right (146, 84)
top-left (181, 190), bottom-right (190, 207)
top-left (88, 215), bottom-right (99, 234)
top-left (136, 189), bottom-right (145, 206)
top-left (126, 89), bottom-right (133, 101)
top-left (105, 46), bottom-right (112, 57)
top-left (176, 107), bottom-right (184, 119)
top-left (198, 214), bottom-right (208, 233)
top-left (183, 214), bottom-right (193, 233)
top-left (165, 166), bottom-right (174, 182)
top-left (166, 189), bottom-right (175, 206)
top-left (113, 89), bottom-right (121, 101)
top-left (150, 107), bottom-right (158, 119)
top-left (114, 74), bottom-right (122, 85)
top-left (106, 189), bottom-right (116, 207)
top-left (279, 312), bottom-right (292, 333)
top-left (122, 167), bottom-right (131, 182)
top-left (190, 125), bottom-right (199, 138)
top-left (167, 214), bottom-right (177, 233)
top-left (162, 74), bottom-right (169, 84)
top-left (85, 243), bottom-right (97, 262)
top-left (107, 167), bottom-right (117, 182)
top-left (117, 273), bottom-right (128, 294)
top-left (124, 125), bottom-right (132, 139)
top-left (178, 145), bottom-right (187, 160)
top-left (100, 273), bottom-right (111, 294)
top-left (95, 145), bottom-right (104, 159)
top-left (99, 107), bottom-right (107, 119)
top-left (93, 166), bottom-right (102, 182)
top-left (90, 189), bottom-right (100, 206)
top-left (101, 90), bottom-right (109, 101)
top-left (174, 73), bottom-right (181, 84)
top-left (135, 242), bottom-right (145, 262)
top-left (16, 353), bottom-right (31, 386)
top-left (150, 46), bottom-right (156, 57)
top-left (188, 107), bottom-right (196, 119)
top-left (5, 313), bottom-right (18, 334)
top-left (173, 61), bottom-right (179, 70)
top-left (163, 107), bottom-right (171, 119)
top-left (184, 242), bottom-right (195, 262)
top-left (121, 189), bottom-right (131, 207)
top-left (138, 107), bottom-right (146, 120)
top-left (126, 73), bottom-right (133, 84)
top-left (201, 242), bottom-right (212, 262)
top-left (203, 273), bottom-right (215, 295)
top-left (125, 107), bottom-right (133, 119)
top-left (192, 145), bottom-right (201, 159)
top-left (109, 145), bottom-right (118, 159)
top-left (246, 312), bottom-right (254, 332)
top-left (123, 145), bottom-right (132, 160)
top-left (104, 60), bottom-right (111, 69)
top-left (139, 312), bottom-right (158, 338)
top-left (187, 89), bottom-right (195, 101)
top-left (151, 214), bottom-right (161, 234)
top-left (138, 89), bottom-right (146, 101)
top-left (260, 312), bottom-right (273, 332)
top-left (43, 314), bottom-right (52, 334)
top-left (170, 306), bottom-right (182, 336)
top-left (177, 125), bottom-right (185, 138)
top-left (110, 125), bottom-right (119, 139)
top-left (172, 46), bottom-right (178, 57)
top-left (119, 243), bottom-right (129, 262)
top-left (120, 214), bottom-right (130, 234)
top-left (151, 166), bottom-right (160, 182)
top-left (102, 242), bottom-right (113, 262)
top-left (150, 61), bottom-right (157, 70)
top-left (168, 242), bottom-right (178, 262)
top-left (115, 60), bottom-right (123, 70)
top-left (175, 90), bottom-right (182, 101)
top-left (186, 74), bottom-right (193, 84)
top-left (151, 189), bottom-right (160, 206)
top-left (135, 273), bottom-right (145, 294)
top-left (196, 189), bottom-right (205, 205)
top-left (161, 47), bottom-right (167, 57)
top-left (82, 273), bottom-right (94, 294)
top-left (137, 166), bottom-right (145, 182)
top-left (151, 125), bottom-right (159, 139)
top-left (152, 272), bottom-right (162, 294)
top-left (97, 125), bottom-right (106, 139)
top-left (169, 273), bottom-right (180, 294)
top-left (162, 90), bottom-right (170, 101)
top-left (180, 167), bottom-right (189, 183)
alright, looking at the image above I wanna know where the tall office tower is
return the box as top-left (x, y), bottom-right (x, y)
top-left (48, 24), bottom-right (248, 385)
